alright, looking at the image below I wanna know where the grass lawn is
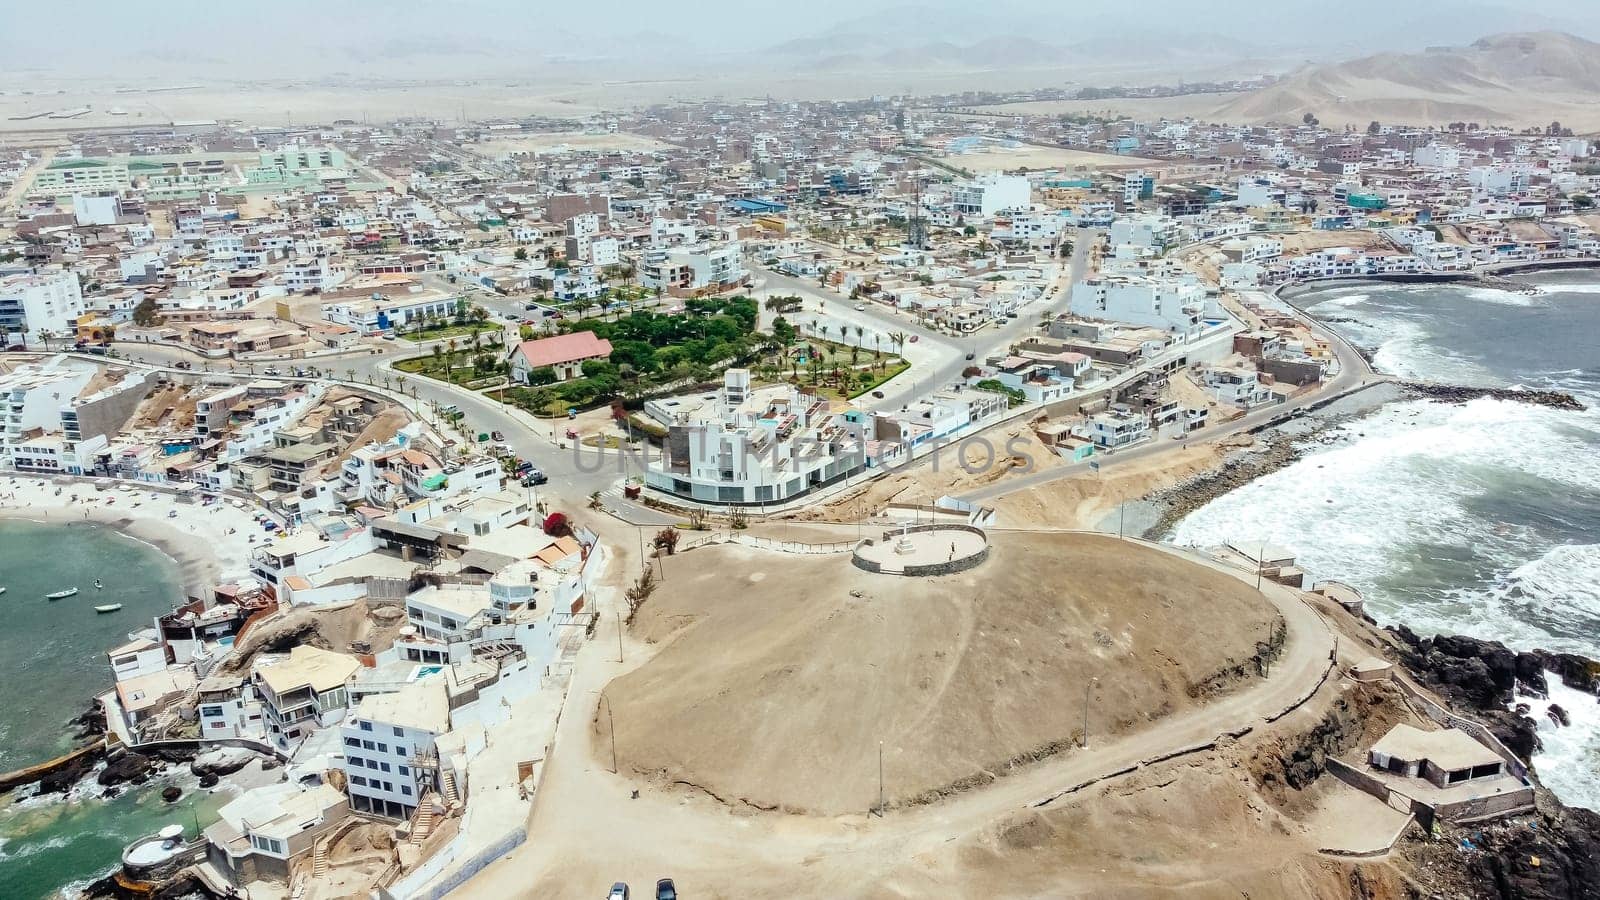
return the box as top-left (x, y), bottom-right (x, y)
top-left (809, 357), bottom-right (912, 401)
top-left (398, 323), bottom-right (495, 343)
top-left (394, 350), bottom-right (509, 388)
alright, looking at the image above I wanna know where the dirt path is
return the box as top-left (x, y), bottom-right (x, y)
top-left (453, 536), bottom-right (1338, 899)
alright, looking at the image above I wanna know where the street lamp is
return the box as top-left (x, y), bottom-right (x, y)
top-left (1082, 677), bottom-right (1099, 749)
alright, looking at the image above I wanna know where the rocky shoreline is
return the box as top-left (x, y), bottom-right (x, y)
top-left (1387, 629), bottom-right (1600, 900)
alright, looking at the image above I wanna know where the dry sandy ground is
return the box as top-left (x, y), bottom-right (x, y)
top-left (945, 144), bottom-right (1154, 172)
top-left (604, 531), bottom-right (1278, 816)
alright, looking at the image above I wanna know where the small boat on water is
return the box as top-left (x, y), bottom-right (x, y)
top-left (94, 579), bottom-right (103, 590)
top-left (0, 586), bottom-right (7, 595)
top-left (46, 588), bottom-right (79, 600)
top-left (95, 603), bottom-right (123, 614)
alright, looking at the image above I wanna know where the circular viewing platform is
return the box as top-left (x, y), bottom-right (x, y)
top-left (852, 524), bottom-right (989, 577)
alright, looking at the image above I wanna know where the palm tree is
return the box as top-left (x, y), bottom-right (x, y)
top-left (873, 333), bottom-right (882, 360)
top-left (345, 368), bottom-right (356, 383)
top-left (445, 338), bottom-right (458, 381)
top-left (853, 324), bottom-right (864, 348)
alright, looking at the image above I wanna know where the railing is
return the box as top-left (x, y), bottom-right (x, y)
top-left (1388, 674), bottom-right (1531, 780)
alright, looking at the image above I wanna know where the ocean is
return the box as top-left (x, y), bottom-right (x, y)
top-left (0, 519), bottom-right (216, 899)
top-left (1171, 271), bottom-right (1600, 811)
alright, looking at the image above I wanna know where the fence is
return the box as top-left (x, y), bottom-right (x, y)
top-left (678, 531), bottom-right (861, 555)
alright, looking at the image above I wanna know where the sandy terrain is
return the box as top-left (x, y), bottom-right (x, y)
top-left (0, 473), bottom-right (266, 595)
top-left (476, 132), bottom-right (674, 158)
top-left (604, 531), bottom-right (1279, 815)
top-left (944, 143), bottom-right (1154, 172)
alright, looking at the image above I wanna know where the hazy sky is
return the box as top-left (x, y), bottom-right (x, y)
top-left (4, 0), bottom-right (1597, 82)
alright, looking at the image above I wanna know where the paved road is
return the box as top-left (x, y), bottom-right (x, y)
top-left (954, 291), bottom-right (1381, 503)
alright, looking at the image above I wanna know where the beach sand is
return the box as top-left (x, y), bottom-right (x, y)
top-left (0, 475), bottom-right (266, 597)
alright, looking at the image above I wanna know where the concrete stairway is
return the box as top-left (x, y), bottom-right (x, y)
top-left (410, 795), bottom-right (436, 846)
top-left (440, 768), bottom-right (460, 806)
top-left (311, 839), bottom-right (329, 877)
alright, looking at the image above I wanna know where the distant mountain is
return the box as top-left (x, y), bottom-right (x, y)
top-left (1210, 31), bottom-right (1600, 128)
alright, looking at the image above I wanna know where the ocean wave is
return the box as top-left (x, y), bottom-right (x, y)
top-left (1463, 286), bottom-right (1543, 307)
top-left (1171, 397), bottom-right (1600, 658)
top-left (0, 832), bottom-right (74, 861)
top-left (1309, 292), bottom-right (1370, 310)
top-left (1514, 671), bottom-right (1600, 812)
top-left (1535, 281), bottom-right (1600, 295)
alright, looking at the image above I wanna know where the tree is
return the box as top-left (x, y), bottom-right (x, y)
top-left (1573, 194), bottom-right (1595, 210)
top-left (1366, 120), bottom-right (1381, 135)
top-left (514, 247), bottom-right (528, 261)
top-left (653, 528), bottom-right (680, 555)
top-left (132, 297), bottom-right (164, 327)
top-left (1302, 112), bottom-right (1319, 126)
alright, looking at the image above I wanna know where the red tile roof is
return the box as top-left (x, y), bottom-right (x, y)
top-left (512, 332), bottom-right (614, 369)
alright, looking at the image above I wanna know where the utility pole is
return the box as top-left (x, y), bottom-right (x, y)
top-left (616, 611), bottom-right (624, 663)
top-left (1082, 677), bottom-right (1098, 749)
top-left (603, 695), bottom-right (618, 774)
top-left (877, 740), bottom-right (885, 816)
top-left (1256, 540), bottom-right (1267, 591)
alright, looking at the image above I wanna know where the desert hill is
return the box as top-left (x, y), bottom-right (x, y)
top-left (600, 532), bottom-right (1279, 816)
top-left (1212, 31), bottom-right (1600, 129)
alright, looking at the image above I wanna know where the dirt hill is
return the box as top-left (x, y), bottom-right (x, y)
top-left (602, 532), bottom-right (1279, 816)
top-left (1213, 31), bottom-right (1600, 129)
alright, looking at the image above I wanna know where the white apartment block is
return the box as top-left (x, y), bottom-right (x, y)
top-left (1414, 143), bottom-right (1464, 169)
top-left (338, 678), bottom-right (448, 820)
top-left (0, 269), bottom-right (85, 345)
top-left (952, 173), bottom-right (1030, 219)
top-left (1069, 275), bottom-right (1209, 338)
top-left (252, 645), bottom-right (360, 750)
top-left (639, 242), bottom-right (745, 296)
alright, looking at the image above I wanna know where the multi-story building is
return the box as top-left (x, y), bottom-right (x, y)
top-left (644, 369), bottom-right (865, 505)
top-left (639, 241), bottom-right (746, 297)
top-left (951, 173), bottom-right (1030, 219)
top-left (337, 678), bottom-right (449, 819)
top-left (252, 645), bottom-right (361, 749)
top-left (0, 269), bottom-right (85, 345)
top-left (1069, 275), bottom-right (1210, 338)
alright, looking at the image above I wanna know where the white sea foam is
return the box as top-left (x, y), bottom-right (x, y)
top-left (1535, 281), bottom-right (1600, 295)
top-left (1463, 286), bottom-right (1543, 307)
top-left (1309, 292), bottom-right (1370, 311)
top-left (1514, 671), bottom-right (1600, 812)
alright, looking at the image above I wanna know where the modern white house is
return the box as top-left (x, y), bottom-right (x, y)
top-left (1069, 275), bottom-right (1210, 338)
top-left (337, 677), bottom-right (449, 820)
top-left (252, 645), bottom-right (361, 750)
top-left (952, 173), bottom-right (1030, 219)
top-left (639, 241), bottom-right (746, 296)
top-left (0, 268), bottom-right (85, 345)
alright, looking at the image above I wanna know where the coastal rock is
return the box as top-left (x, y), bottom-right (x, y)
top-left (1465, 804), bottom-right (1600, 900)
top-left (97, 751), bottom-right (155, 787)
top-left (1388, 628), bottom-right (1544, 760)
top-left (197, 772), bottom-right (220, 789)
top-left (36, 749), bottom-right (101, 795)
top-left (69, 699), bottom-right (107, 740)
top-left (1398, 381), bottom-right (1586, 411)
top-left (190, 747), bottom-right (253, 778)
top-left (1547, 704), bottom-right (1571, 727)
top-left (162, 785), bottom-right (182, 803)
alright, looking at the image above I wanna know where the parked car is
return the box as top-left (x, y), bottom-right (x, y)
top-left (381, 333), bottom-right (397, 341)
top-left (964, 352), bottom-right (975, 361)
top-left (608, 884), bottom-right (629, 900)
top-left (521, 470), bottom-right (548, 487)
top-left (871, 390), bottom-right (885, 399)
top-left (854, 303), bottom-right (866, 311)
top-left (908, 335), bottom-right (918, 342)
top-left (655, 878), bottom-right (677, 900)
top-left (491, 430), bottom-right (505, 442)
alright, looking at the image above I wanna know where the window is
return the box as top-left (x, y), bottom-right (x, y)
top-left (393, 726), bottom-right (405, 737)
top-left (398, 765), bottom-right (409, 776)
top-left (351, 775), bottom-right (367, 786)
top-left (359, 721), bottom-right (373, 732)
top-left (382, 781), bottom-right (393, 791)
top-left (346, 756), bottom-right (364, 768)
top-left (376, 743), bottom-right (387, 753)
top-left (401, 785), bottom-right (412, 796)
top-left (395, 746), bottom-right (407, 759)
top-left (344, 737), bottom-right (361, 747)
top-left (200, 705), bottom-right (225, 716)
top-left (379, 762), bottom-right (390, 772)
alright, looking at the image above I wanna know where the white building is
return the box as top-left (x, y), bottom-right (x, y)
top-left (1069, 275), bottom-right (1209, 338)
top-left (639, 242), bottom-right (745, 296)
top-left (643, 368), bottom-right (865, 505)
top-left (0, 269), bottom-right (85, 345)
top-left (952, 173), bottom-right (1030, 219)
top-left (72, 193), bottom-right (122, 226)
top-left (252, 645), bottom-right (360, 750)
top-left (338, 678), bottom-right (449, 819)
top-left (1109, 215), bottom-right (1180, 252)
top-left (1413, 143), bottom-right (1463, 170)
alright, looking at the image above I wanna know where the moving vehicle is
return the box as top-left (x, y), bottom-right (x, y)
top-left (871, 390), bottom-right (885, 399)
top-left (608, 884), bottom-right (629, 900)
top-left (46, 588), bottom-right (79, 600)
top-left (965, 352), bottom-right (975, 360)
top-left (491, 430), bottom-right (505, 442)
top-left (854, 303), bottom-right (866, 311)
top-left (655, 879), bottom-right (677, 900)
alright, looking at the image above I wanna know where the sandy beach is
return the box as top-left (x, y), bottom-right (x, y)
top-left (0, 475), bottom-right (266, 597)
